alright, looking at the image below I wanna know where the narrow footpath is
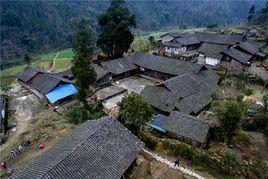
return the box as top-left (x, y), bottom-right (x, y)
top-left (48, 52), bottom-right (59, 72)
top-left (143, 149), bottom-right (205, 179)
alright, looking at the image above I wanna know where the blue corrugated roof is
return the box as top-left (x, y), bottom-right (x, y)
top-left (150, 114), bottom-right (168, 133)
top-left (45, 84), bottom-right (77, 104)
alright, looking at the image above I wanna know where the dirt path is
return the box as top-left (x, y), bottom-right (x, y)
top-left (143, 149), bottom-right (206, 179)
top-left (48, 52), bottom-right (59, 72)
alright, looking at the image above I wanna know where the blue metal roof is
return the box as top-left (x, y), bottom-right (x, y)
top-left (150, 114), bottom-right (168, 133)
top-left (45, 84), bottom-right (77, 104)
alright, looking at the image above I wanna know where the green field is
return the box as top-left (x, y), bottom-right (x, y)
top-left (54, 58), bottom-right (72, 71)
top-left (0, 48), bottom-right (74, 78)
top-left (57, 48), bottom-right (74, 59)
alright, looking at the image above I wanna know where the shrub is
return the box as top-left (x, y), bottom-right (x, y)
top-left (66, 105), bottom-right (87, 124)
top-left (140, 133), bottom-right (158, 150)
top-left (224, 152), bottom-right (237, 166)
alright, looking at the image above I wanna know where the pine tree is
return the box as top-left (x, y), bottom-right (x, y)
top-left (24, 54), bottom-right (31, 66)
top-left (247, 4), bottom-right (255, 21)
top-left (97, 0), bottom-right (136, 59)
top-left (71, 19), bottom-right (97, 121)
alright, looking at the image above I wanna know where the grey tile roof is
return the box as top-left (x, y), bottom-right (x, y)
top-left (163, 74), bottom-right (200, 98)
top-left (162, 41), bottom-right (183, 48)
top-left (54, 69), bottom-right (74, 80)
top-left (16, 67), bottom-right (46, 82)
top-left (222, 47), bottom-right (253, 64)
top-left (10, 117), bottom-right (144, 179)
top-left (132, 52), bottom-right (202, 76)
top-left (100, 57), bottom-right (137, 75)
top-left (32, 74), bottom-right (72, 94)
top-left (92, 63), bottom-right (110, 81)
top-left (194, 32), bottom-right (244, 45)
top-left (141, 86), bottom-right (177, 113)
top-left (141, 69), bottom-right (219, 115)
top-left (237, 41), bottom-right (261, 55)
top-left (174, 36), bottom-right (201, 45)
top-left (163, 111), bottom-right (210, 143)
top-left (198, 43), bottom-right (228, 59)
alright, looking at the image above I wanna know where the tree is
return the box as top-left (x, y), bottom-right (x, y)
top-left (71, 19), bottom-right (97, 121)
top-left (217, 101), bottom-right (243, 141)
top-left (97, 0), bottom-right (136, 59)
top-left (248, 4), bottom-right (255, 21)
top-left (24, 54), bottom-right (31, 66)
top-left (118, 92), bottom-right (153, 132)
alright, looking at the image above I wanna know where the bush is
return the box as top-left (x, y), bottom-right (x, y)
top-left (224, 152), bottom-right (237, 166)
top-left (66, 105), bottom-right (87, 124)
top-left (244, 88), bottom-right (254, 96)
top-left (140, 133), bottom-right (158, 150)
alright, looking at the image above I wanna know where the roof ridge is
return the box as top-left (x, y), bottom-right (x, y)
top-left (39, 117), bottom-right (110, 178)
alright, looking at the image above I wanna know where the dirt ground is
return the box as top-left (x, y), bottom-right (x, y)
top-left (0, 83), bottom-right (76, 176)
top-left (132, 154), bottom-right (193, 179)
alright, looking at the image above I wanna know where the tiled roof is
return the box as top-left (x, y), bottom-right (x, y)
top-left (141, 86), bottom-right (177, 113)
top-left (10, 117), bottom-right (144, 179)
top-left (194, 32), bottom-right (244, 45)
top-left (162, 41), bottom-right (183, 48)
top-left (100, 57), bottom-right (137, 75)
top-left (174, 36), bottom-right (201, 45)
top-left (141, 69), bottom-right (219, 115)
top-left (16, 67), bottom-right (46, 82)
top-left (132, 52), bottom-right (202, 76)
top-left (163, 111), bottom-right (210, 143)
top-left (237, 41), bottom-right (261, 55)
top-left (54, 69), bottom-right (74, 80)
top-left (222, 47), bottom-right (253, 64)
top-left (92, 63), bottom-right (110, 81)
top-left (198, 43), bottom-right (228, 59)
top-left (32, 74), bottom-right (72, 94)
top-left (160, 32), bottom-right (182, 38)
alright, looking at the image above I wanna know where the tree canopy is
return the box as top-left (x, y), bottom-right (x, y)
top-left (217, 100), bottom-right (243, 141)
top-left (71, 19), bottom-right (96, 115)
top-left (97, 0), bottom-right (136, 58)
top-left (118, 92), bottom-right (153, 132)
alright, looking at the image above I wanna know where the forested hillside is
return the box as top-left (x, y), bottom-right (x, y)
top-left (1, 0), bottom-right (266, 69)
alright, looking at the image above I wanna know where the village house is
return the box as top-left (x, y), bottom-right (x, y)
top-left (234, 40), bottom-right (266, 60)
top-left (16, 67), bottom-right (47, 86)
top-left (31, 73), bottom-right (77, 104)
top-left (10, 117), bottom-right (144, 179)
top-left (197, 43), bottom-right (228, 66)
top-left (0, 95), bottom-right (7, 143)
top-left (221, 47), bottom-right (254, 71)
top-left (100, 57), bottom-right (138, 81)
top-left (92, 64), bottom-right (112, 88)
top-left (193, 32), bottom-right (246, 46)
top-left (141, 68), bottom-right (219, 115)
top-left (158, 32), bottom-right (183, 43)
top-left (163, 35), bottom-right (201, 56)
top-left (132, 52), bottom-right (204, 80)
top-left (150, 111), bottom-right (211, 146)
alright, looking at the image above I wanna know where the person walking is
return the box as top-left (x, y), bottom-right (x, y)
top-left (174, 158), bottom-right (180, 167)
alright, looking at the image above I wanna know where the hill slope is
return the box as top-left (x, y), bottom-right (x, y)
top-left (1, 0), bottom-right (266, 69)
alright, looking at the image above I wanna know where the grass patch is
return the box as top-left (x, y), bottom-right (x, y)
top-left (58, 48), bottom-right (74, 59)
top-left (54, 58), bottom-right (72, 71)
top-left (131, 37), bottom-right (153, 52)
top-left (228, 26), bottom-right (247, 34)
top-left (39, 52), bottom-right (57, 61)
top-left (0, 64), bottom-right (27, 78)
